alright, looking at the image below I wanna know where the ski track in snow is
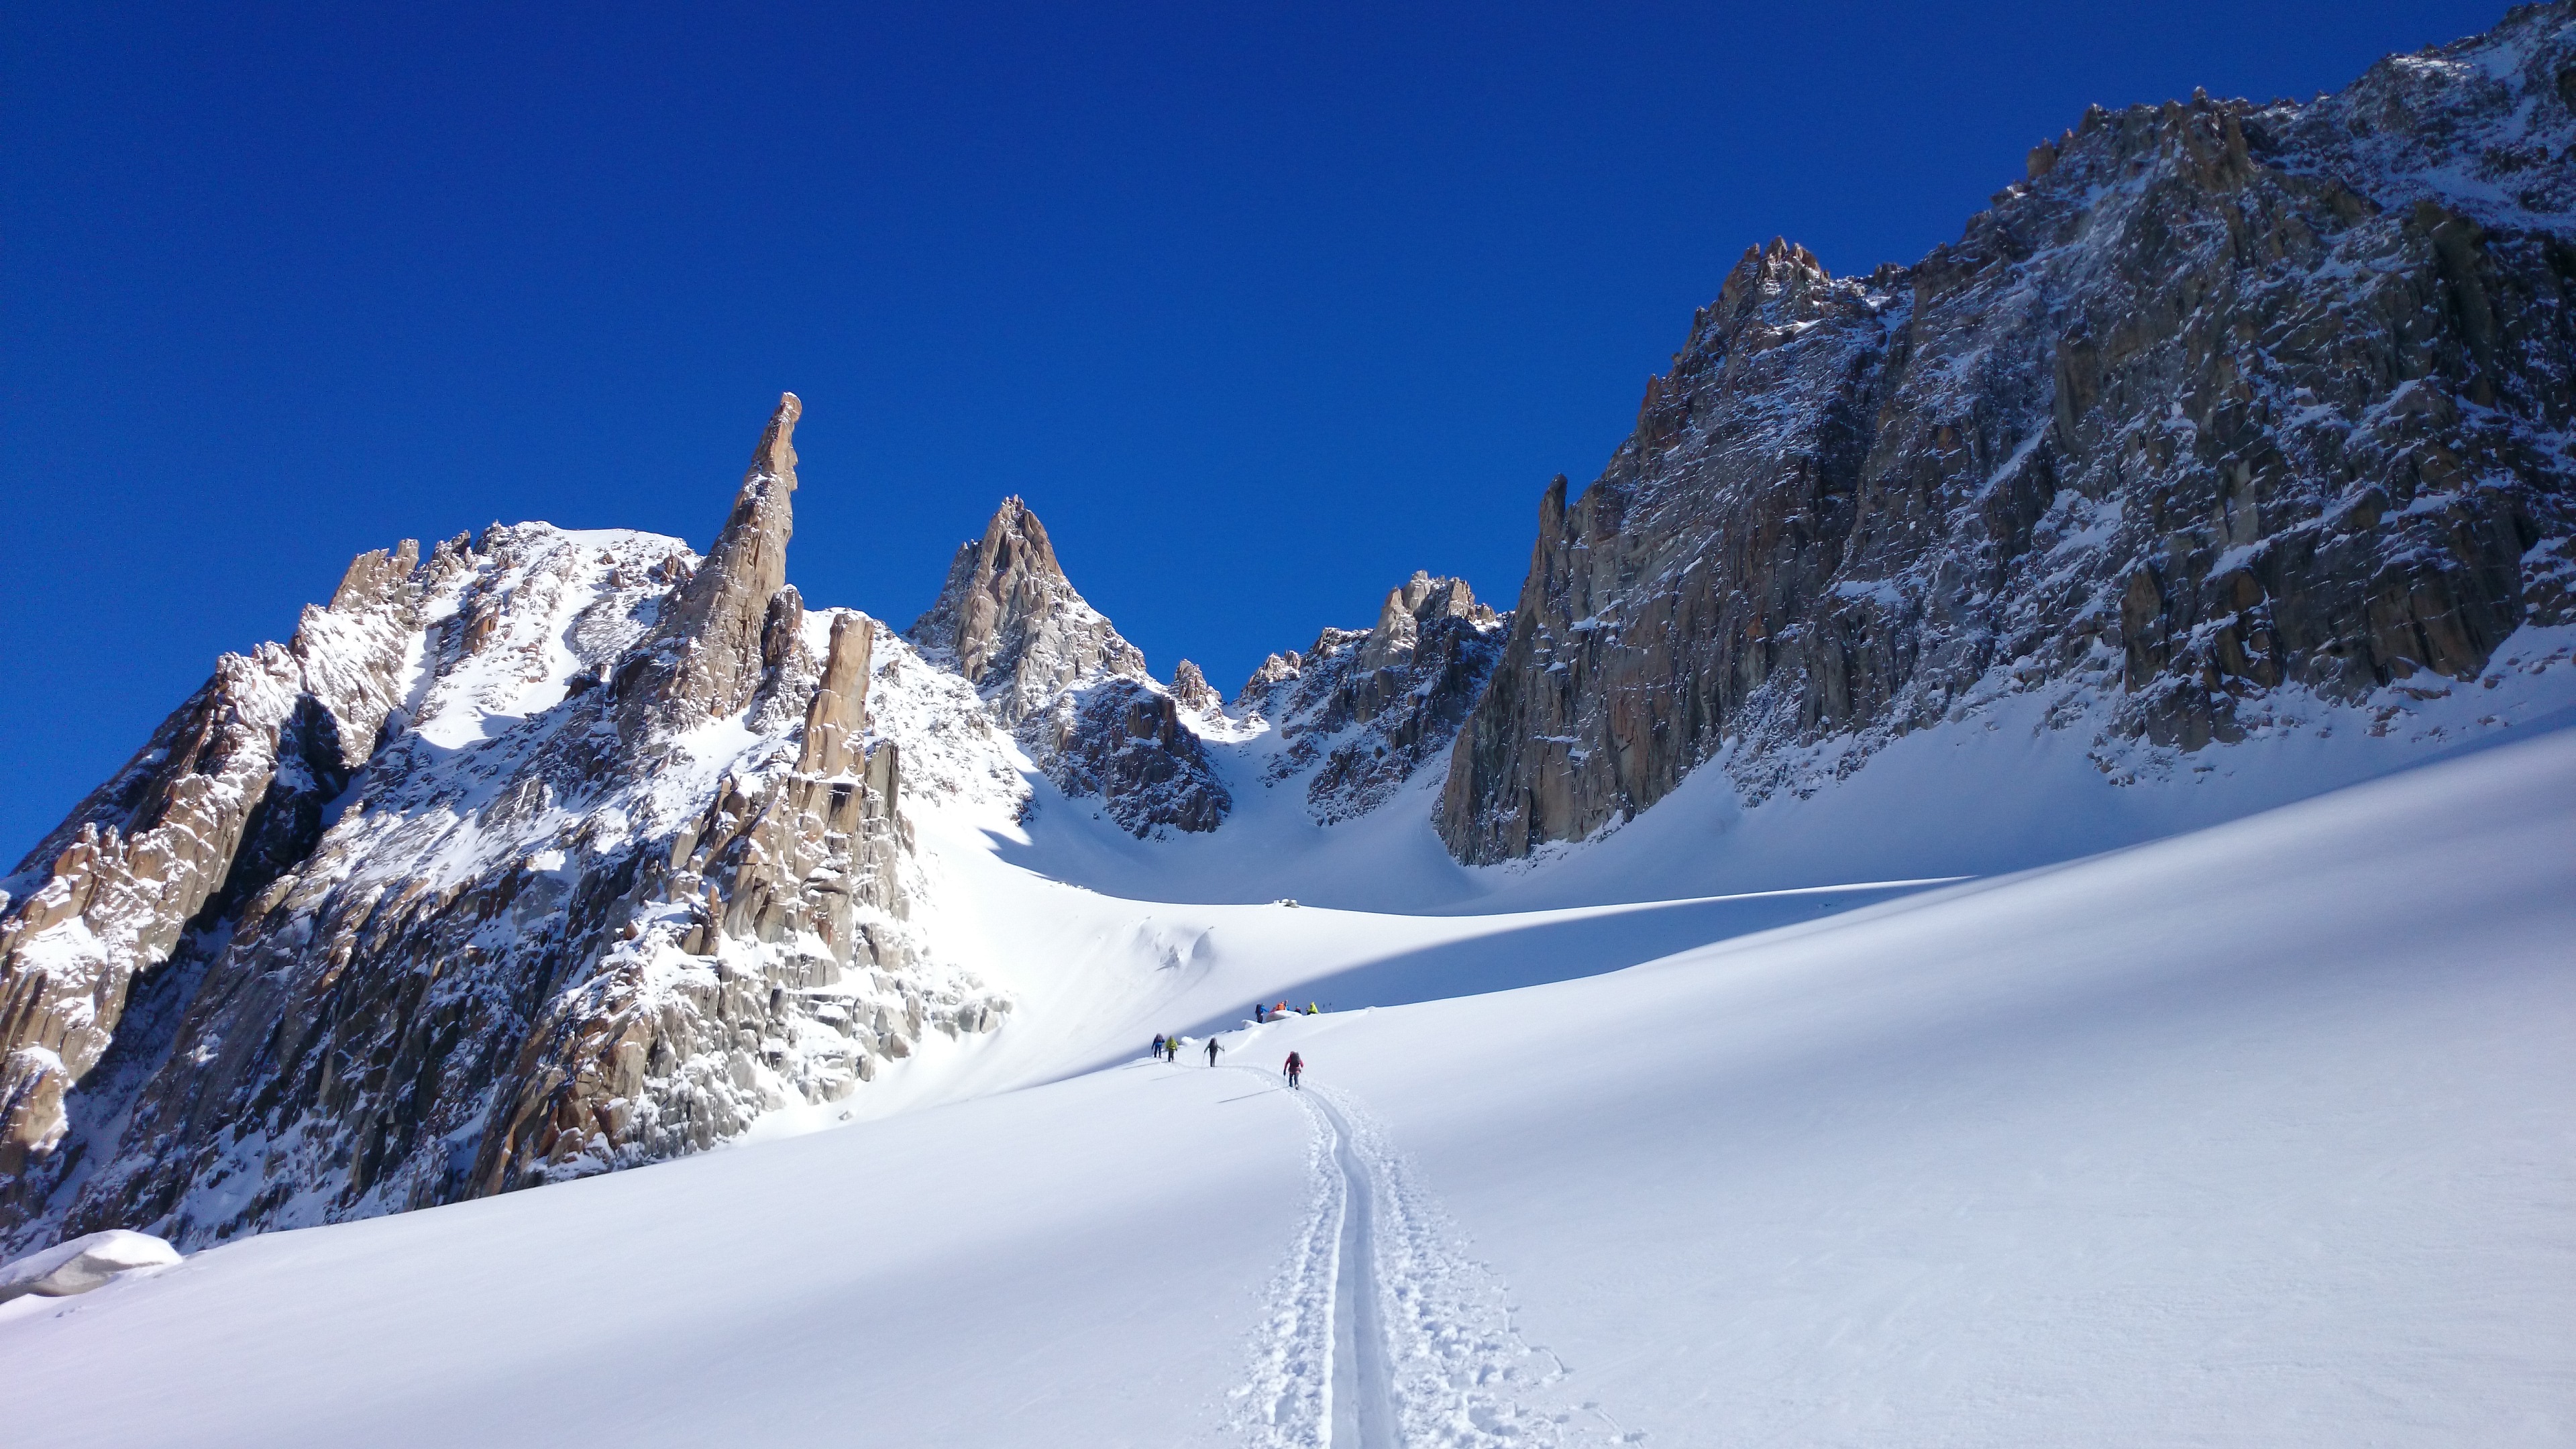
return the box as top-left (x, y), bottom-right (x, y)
top-left (1231, 1065), bottom-right (1625, 1448)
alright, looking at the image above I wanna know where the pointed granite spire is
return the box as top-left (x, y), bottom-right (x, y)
top-left (634, 393), bottom-right (802, 724)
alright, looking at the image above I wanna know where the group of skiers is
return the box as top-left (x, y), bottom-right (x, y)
top-left (1149, 1032), bottom-right (1220, 1067)
top-left (1253, 1001), bottom-right (1320, 1022)
top-left (1145, 1018), bottom-right (1305, 1087)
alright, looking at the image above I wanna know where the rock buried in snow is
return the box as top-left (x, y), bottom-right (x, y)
top-left (0, 1230), bottom-right (181, 1303)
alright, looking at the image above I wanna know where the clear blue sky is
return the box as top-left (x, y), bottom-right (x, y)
top-left (1, 0), bottom-right (2506, 857)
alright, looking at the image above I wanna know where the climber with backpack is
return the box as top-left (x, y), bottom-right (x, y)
top-left (1283, 1051), bottom-right (1304, 1089)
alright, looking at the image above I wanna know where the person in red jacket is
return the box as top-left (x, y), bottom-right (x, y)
top-left (1283, 1051), bottom-right (1304, 1089)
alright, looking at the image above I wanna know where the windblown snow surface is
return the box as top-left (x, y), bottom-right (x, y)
top-left (4, 687), bottom-right (2571, 1445)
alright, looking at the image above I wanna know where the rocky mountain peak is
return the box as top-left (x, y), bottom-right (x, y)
top-left (1, 394), bottom-right (1019, 1253)
top-left (910, 496), bottom-right (1148, 725)
top-left (1235, 651), bottom-right (1303, 706)
top-left (910, 497), bottom-right (1228, 835)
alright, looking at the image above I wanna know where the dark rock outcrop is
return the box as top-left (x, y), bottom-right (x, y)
top-left (1243, 572), bottom-right (1508, 823)
top-left (1170, 659), bottom-right (1223, 716)
top-left (1055, 682), bottom-right (1233, 836)
top-left (1440, 7), bottom-right (2576, 863)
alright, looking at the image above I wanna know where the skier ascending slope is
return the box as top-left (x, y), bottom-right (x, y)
top-left (1205, 1038), bottom-right (1220, 1067)
top-left (1283, 1051), bottom-right (1304, 1090)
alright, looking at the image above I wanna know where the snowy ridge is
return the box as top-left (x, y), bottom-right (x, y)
top-left (1237, 572), bottom-right (1508, 826)
top-left (1, 402), bottom-right (1012, 1254)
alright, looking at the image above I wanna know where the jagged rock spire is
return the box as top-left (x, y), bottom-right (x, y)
top-left (909, 496), bottom-right (1147, 725)
top-left (625, 393), bottom-right (802, 726)
top-left (1236, 570), bottom-right (1508, 826)
top-left (667, 391), bottom-right (800, 712)
top-left (1359, 571), bottom-right (1497, 673)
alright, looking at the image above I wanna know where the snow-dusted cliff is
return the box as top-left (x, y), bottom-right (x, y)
top-left (1440, 3), bottom-right (2576, 861)
top-left (0, 398), bottom-right (1012, 1252)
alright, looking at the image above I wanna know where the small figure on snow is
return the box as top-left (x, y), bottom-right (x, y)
top-left (1283, 1051), bottom-right (1304, 1089)
top-left (1205, 1037), bottom-right (1220, 1067)
top-left (1150, 1033), bottom-right (1166, 1059)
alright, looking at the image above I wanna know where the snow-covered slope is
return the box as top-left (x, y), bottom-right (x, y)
top-left (7, 715), bottom-right (2567, 1448)
top-left (4, 16), bottom-right (2573, 1441)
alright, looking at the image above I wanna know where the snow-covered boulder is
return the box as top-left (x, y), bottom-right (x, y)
top-left (0, 1230), bottom-right (179, 1303)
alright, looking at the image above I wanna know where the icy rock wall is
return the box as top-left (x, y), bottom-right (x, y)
top-left (1440, 5), bottom-right (2576, 863)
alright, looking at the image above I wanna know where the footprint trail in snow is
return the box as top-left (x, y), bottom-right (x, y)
top-left (1229, 1065), bottom-right (1620, 1448)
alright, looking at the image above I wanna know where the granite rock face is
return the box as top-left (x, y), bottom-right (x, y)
top-left (0, 544), bottom-right (419, 1181)
top-left (1, 396), bottom-right (1007, 1254)
top-left (1242, 573), bottom-right (1508, 824)
top-left (1440, 6), bottom-right (2576, 863)
top-left (626, 394), bottom-right (802, 729)
top-left (912, 497), bottom-right (1231, 835)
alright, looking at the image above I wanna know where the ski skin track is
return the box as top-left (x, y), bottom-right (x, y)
top-left (1224, 1061), bottom-right (1401, 1448)
top-left (1316, 1088), bottom-right (1401, 1449)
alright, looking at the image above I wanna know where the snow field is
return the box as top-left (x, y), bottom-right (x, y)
top-left (0, 1063), bottom-right (1311, 1448)
top-left (1272, 729), bottom-right (2576, 1445)
top-left (3, 725), bottom-right (2569, 1446)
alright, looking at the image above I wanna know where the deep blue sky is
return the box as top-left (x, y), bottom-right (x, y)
top-left (1, 0), bottom-right (2506, 856)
